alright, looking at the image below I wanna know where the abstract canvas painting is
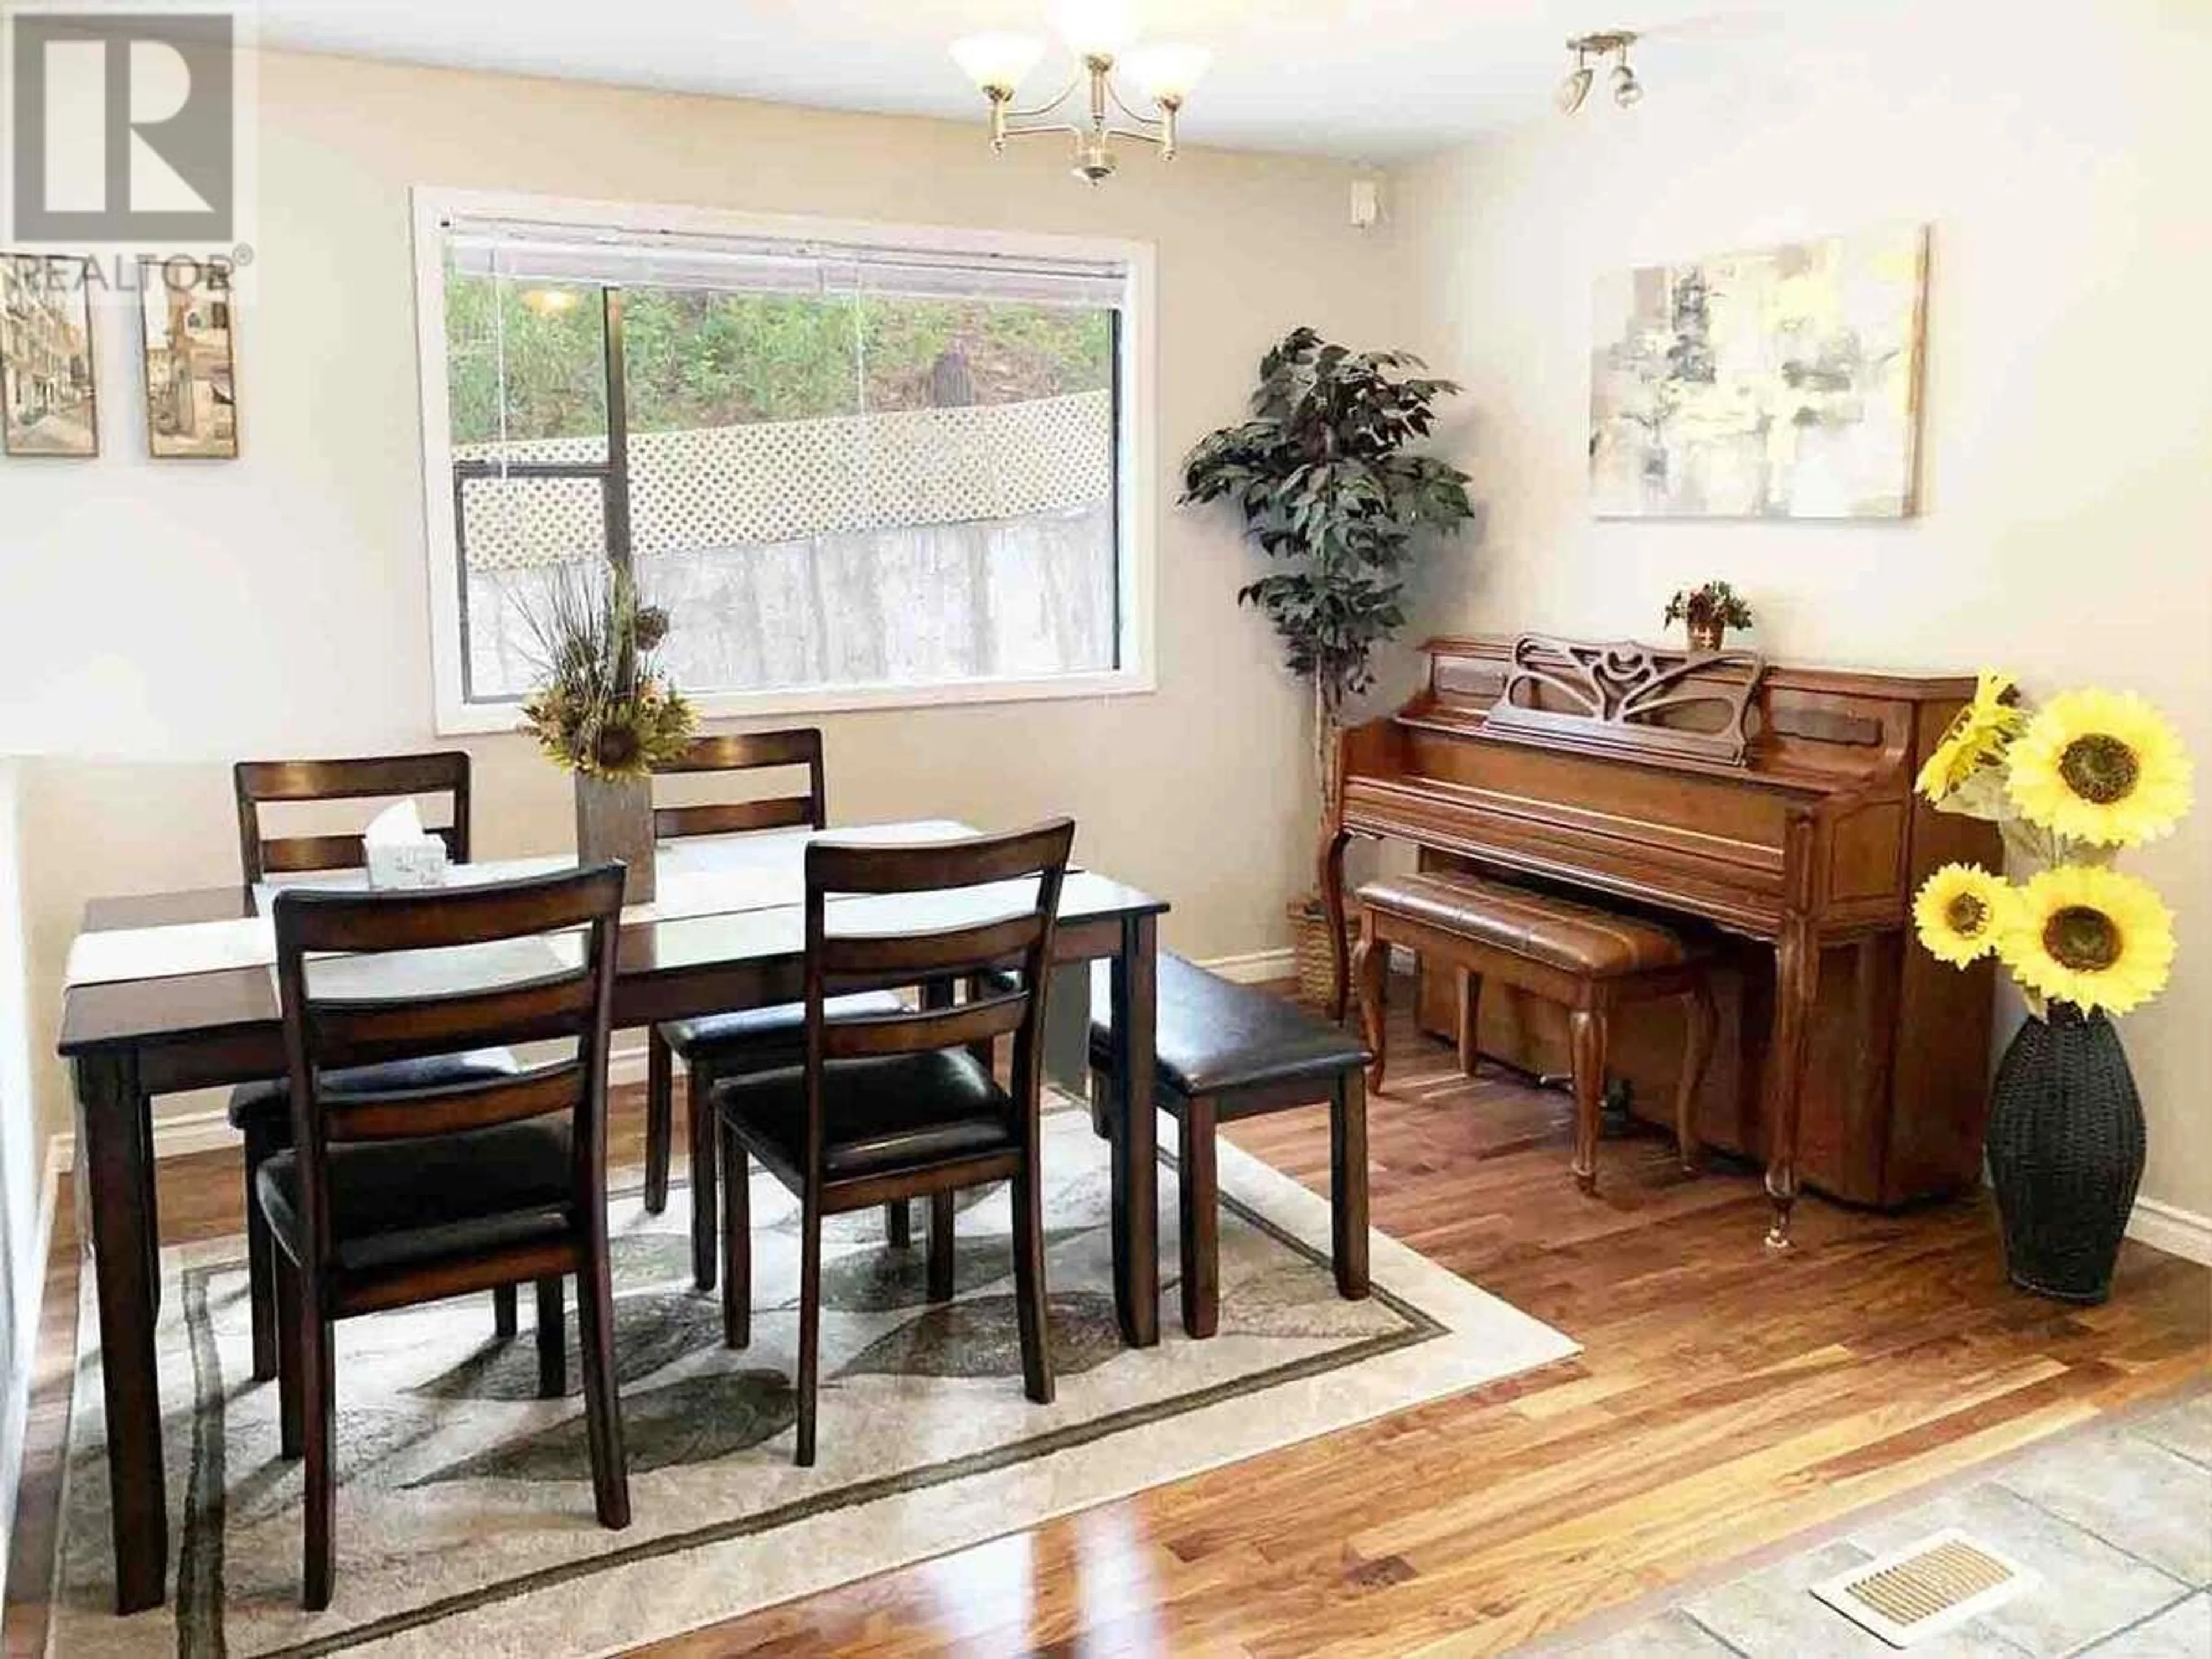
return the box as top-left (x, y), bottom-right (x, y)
top-left (1590, 224), bottom-right (1927, 518)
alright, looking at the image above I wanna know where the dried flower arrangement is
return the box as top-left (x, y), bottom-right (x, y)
top-left (518, 565), bottom-right (696, 779)
top-left (518, 564), bottom-right (696, 906)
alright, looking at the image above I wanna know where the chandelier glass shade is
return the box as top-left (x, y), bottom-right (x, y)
top-left (952, 5), bottom-right (1210, 184)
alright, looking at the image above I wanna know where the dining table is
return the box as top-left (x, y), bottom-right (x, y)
top-left (55, 819), bottom-right (1168, 1614)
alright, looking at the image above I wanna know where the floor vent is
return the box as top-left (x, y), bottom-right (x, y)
top-left (1810, 1528), bottom-right (2035, 1648)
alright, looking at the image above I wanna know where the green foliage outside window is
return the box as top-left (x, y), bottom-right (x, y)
top-left (444, 274), bottom-right (1113, 446)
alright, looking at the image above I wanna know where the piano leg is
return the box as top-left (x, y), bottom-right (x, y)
top-left (1567, 1008), bottom-right (1607, 1196)
top-left (1764, 916), bottom-right (1821, 1249)
top-left (1676, 983), bottom-right (1717, 1176)
top-left (1319, 824), bottom-right (1353, 1021)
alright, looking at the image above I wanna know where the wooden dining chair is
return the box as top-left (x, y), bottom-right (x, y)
top-left (264, 863), bottom-right (631, 1609)
top-left (231, 753), bottom-right (518, 1383)
top-left (715, 819), bottom-right (1075, 1466)
top-left (642, 729), bottom-right (905, 1291)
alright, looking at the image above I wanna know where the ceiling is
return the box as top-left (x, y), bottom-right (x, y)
top-left (252, 0), bottom-right (1817, 161)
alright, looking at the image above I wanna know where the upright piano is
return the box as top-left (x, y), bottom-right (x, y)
top-left (1321, 634), bottom-right (2002, 1244)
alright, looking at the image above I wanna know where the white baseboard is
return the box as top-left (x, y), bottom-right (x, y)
top-left (32, 1145), bottom-right (59, 1292)
top-left (608, 1041), bottom-right (652, 1089)
top-left (480, 949), bottom-right (1297, 1084)
top-left (0, 1146), bottom-right (63, 1608)
top-left (1197, 948), bottom-right (1297, 986)
top-left (50, 1104), bottom-right (240, 1172)
top-left (46, 1027), bottom-right (2212, 1271)
top-left (2126, 1195), bottom-right (2212, 1266)
top-left (50, 947), bottom-right (1305, 1170)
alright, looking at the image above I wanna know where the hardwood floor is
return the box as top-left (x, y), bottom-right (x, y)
top-left (9, 984), bottom-right (2208, 1656)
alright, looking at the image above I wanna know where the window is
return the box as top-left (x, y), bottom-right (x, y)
top-left (412, 191), bottom-right (1154, 732)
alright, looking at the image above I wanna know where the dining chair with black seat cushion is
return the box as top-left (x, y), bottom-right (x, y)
top-left (263, 862), bottom-right (631, 1609)
top-left (642, 728), bottom-right (905, 1290)
top-left (714, 819), bottom-right (1075, 1467)
top-left (232, 753), bottom-right (518, 1383)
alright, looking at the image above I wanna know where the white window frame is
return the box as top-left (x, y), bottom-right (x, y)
top-left (410, 186), bottom-right (1157, 737)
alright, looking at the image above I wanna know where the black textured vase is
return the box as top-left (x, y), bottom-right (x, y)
top-left (1985, 1003), bottom-right (2145, 1305)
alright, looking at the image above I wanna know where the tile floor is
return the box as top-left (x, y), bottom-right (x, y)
top-left (1539, 1391), bottom-right (2212, 1657)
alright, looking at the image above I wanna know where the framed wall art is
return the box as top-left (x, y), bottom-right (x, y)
top-left (1590, 223), bottom-right (1927, 519)
top-left (140, 256), bottom-right (239, 459)
top-left (2, 253), bottom-right (99, 457)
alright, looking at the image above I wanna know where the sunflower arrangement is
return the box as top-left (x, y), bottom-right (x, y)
top-left (1915, 671), bottom-right (2027, 802)
top-left (1914, 672), bottom-right (2190, 1017)
top-left (518, 565), bottom-right (696, 779)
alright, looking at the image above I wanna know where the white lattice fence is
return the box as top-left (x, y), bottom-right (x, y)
top-left (459, 471), bottom-right (606, 572)
top-left (456, 389), bottom-right (1111, 571)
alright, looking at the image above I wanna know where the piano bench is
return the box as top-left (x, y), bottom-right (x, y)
top-left (1351, 872), bottom-right (1718, 1195)
top-left (1086, 953), bottom-right (1373, 1340)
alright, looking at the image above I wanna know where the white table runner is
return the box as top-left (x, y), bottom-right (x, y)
top-left (63, 820), bottom-right (977, 991)
top-left (63, 915), bottom-right (281, 991)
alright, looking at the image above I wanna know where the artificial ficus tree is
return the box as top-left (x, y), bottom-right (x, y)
top-left (1181, 327), bottom-right (1476, 835)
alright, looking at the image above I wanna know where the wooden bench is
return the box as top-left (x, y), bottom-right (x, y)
top-left (1089, 953), bottom-right (1372, 1338)
top-left (1352, 872), bottom-right (1717, 1193)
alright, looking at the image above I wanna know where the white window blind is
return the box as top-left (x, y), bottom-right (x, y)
top-left (441, 217), bottom-right (1131, 310)
top-left (415, 194), bottom-right (1151, 729)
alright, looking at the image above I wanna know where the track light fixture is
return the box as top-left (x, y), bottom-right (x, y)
top-left (1559, 31), bottom-right (1641, 115)
top-left (1556, 50), bottom-right (1594, 115)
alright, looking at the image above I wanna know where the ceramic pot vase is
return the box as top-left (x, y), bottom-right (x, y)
top-left (1984, 1002), bottom-right (2145, 1305)
top-left (574, 772), bottom-right (655, 906)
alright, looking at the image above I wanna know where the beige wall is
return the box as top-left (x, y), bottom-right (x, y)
top-left (1395, 1), bottom-right (2212, 1218)
top-left (0, 763), bottom-right (33, 1267)
top-left (14, 16), bottom-right (2206, 1232)
top-left (2, 50), bottom-right (1401, 1141)
top-left (0, 759), bottom-right (40, 1584)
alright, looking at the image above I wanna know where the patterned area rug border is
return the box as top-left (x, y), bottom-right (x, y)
top-left (181, 1171), bottom-right (1442, 1658)
top-left (57, 1113), bottom-right (1580, 1657)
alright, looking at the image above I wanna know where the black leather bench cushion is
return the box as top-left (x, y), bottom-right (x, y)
top-left (1089, 952), bottom-right (1369, 1099)
top-left (256, 1118), bottom-right (573, 1276)
top-left (227, 1048), bottom-right (520, 1132)
top-left (657, 991), bottom-right (906, 1060)
top-left (714, 1049), bottom-right (1015, 1181)
top-left (1357, 872), bottom-right (1696, 979)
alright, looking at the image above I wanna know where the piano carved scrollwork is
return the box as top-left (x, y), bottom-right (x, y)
top-left (1482, 635), bottom-right (1768, 766)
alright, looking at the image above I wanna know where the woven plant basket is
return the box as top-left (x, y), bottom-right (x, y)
top-left (1985, 1002), bottom-right (2145, 1305)
top-left (1289, 897), bottom-right (1360, 1007)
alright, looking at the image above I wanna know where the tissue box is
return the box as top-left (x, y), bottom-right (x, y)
top-left (367, 837), bottom-right (449, 891)
top-left (362, 797), bottom-right (450, 891)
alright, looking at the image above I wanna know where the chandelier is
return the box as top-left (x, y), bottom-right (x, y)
top-left (1558, 30), bottom-right (1643, 114)
top-left (951, 3), bottom-right (1211, 185)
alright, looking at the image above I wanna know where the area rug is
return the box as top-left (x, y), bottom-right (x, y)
top-left (49, 1105), bottom-right (1577, 1657)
